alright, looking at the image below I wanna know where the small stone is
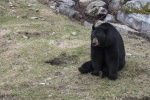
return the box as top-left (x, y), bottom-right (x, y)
top-left (50, 5), bottom-right (55, 9)
top-left (40, 83), bottom-right (46, 85)
top-left (44, 78), bottom-right (52, 81)
top-left (126, 53), bottom-right (132, 56)
top-left (30, 17), bottom-right (39, 19)
top-left (22, 35), bottom-right (29, 39)
top-left (71, 32), bottom-right (76, 35)
top-left (83, 21), bottom-right (93, 27)
top-left (11, 10), bottom-right (17, 13)
top-left (17, 16), bottom-right (20, 18)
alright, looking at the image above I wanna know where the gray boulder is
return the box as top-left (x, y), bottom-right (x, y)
top-left (59, 4), bottom-right (79, 17)
top-left (95, 20), bottom-right (139, 35)
top-left (117, 11), bottom-right (150, 37)
top-left (54, 0), bottom-right (75, 7)
top-left (122, 0), bottom-right (150, 14)
top-left (117, 0), bottom-right (150, 37)
top-left (79, 0), bottom-right (93, 7)
top-left (83, 21), bottom-right (93, 27)
top-left (85, 0), bottom-right (107, 17)
top-left (55, 0), bottom-right (82, 18)
top-left (108, 0), bottom-right (122, 15)
top-left (104, 14), bottom-right (117, 23)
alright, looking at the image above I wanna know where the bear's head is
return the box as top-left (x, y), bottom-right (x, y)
top-left (91, 25), bottom-right (108, 47)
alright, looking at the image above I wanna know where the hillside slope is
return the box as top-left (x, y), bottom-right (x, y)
top-left (0, 0), bottom-right (150, 99)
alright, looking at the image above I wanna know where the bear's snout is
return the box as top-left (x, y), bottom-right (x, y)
top-left (92, 37), bottom-right (99, 46)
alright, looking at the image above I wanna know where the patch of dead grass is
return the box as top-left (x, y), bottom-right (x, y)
top-left (0, 0), bottom-right (150, 99)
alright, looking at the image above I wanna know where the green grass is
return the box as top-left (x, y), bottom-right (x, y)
top-left (0, 0), bottom-right (150, 99)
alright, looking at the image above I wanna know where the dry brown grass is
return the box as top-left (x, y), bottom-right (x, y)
top-left (0, 0), bottom-right (150, 99)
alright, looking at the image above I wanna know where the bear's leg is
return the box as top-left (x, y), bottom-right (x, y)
top-left (101, 63), bottom-right (109, 78)
top-left (78, 61), bottom-right (94, 74)
top-left (107, 62), bottom-right (118, 80)
top-left (91, 47), bottom-right (104, 76)
top-left (105, 47), bottom-right (119, 80)
top-left (118, 59), bottom-right (125, 71)
top-left (91, 61), bottom-right (100, 76)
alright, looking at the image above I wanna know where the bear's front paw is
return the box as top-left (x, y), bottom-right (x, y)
top-left (91, 71), bottom-right (99, 76)
top-left (102, 73), bottom-right (107, 78)
top-left (108, 75), bottom-right (118, 80)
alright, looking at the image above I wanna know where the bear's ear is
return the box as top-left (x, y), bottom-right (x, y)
top-left (92, 25), bottom-right (96, 30)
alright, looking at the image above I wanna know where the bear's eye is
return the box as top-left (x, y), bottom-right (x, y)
top-left (91, 35), bottom-right (95, 39)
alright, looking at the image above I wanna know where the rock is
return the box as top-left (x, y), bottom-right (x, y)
top-left (83, 21), bottom-right (93, 27)
top-left (79, 0), bottom-right (93, 7)
top-left (40, 83), bottom-right (46, 85)
top-left (117, 11), bottom-right (150, 37)
top-left (72, 13), bottom-right (82, 20)
top-left (0, 6), bottom-right (5, 10)
top-left (126, 53), bottom-right (132, 56)
top-left (122, 0), bottom-right (150, 14)
top-left (50, 5), bottom-right (56, 9)
top-left (59, 4), bottom-right (79, 17)
top-left (104, 14), bottom-right (117, 23)
top-left (71, 32), bottom-right (77, 35)
top-left (22, 35), bottom-right (29, 39)
top-left (30, 17), bottom-right (39, 19)
top-left (30, 17), bottom-right (45, 20)
top-left (72, 0), bottom-right (80, 6)
top-left (95, 20), bottom-right (139, 35)
top-left (108, 0), bottom-right (122, 15)
top-left (79, 0), bottom-right (109, 7)
top-left (54, 0), bottom-right (75, 7)
top-left (117, 0), bottom-right (150, 38)
top-left (54, 0), bottom-right (80, 18)
top-left (133, 0), bottom-right (150, 6)
top-left (85, 0), bottom-right (107, 17)
top-left (17, 16), bottom-right (20, 18)
top-left (126, 1), bottom-right (142, 10)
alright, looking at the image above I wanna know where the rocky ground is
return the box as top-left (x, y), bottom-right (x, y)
top-left (0, 0), bottom-right (150, 99)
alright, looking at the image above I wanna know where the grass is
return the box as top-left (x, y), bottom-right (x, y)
top-left (0, 0), bottom-right (150, 99)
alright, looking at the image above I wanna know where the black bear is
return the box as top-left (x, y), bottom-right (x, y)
top-left (78, 23), bottom-right (125, 80)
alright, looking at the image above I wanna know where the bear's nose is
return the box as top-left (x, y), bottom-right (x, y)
top-left (92, 37), bottom-right (99, 46)
top-left (92, 42), bottom-right (97, 46)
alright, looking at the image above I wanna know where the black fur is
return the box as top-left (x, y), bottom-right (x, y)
top-left (78, 23), bottom-right (125, 80)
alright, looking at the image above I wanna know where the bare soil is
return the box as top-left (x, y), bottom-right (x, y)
top-left (45, 52), bottom-right (78, 65)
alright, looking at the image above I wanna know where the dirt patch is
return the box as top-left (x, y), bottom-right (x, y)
top-left (18, 31), bottom-right (53, 38)
top-left (45, 52), bottom-right (78, 65)
top-left (0, 40), bottom-right (9, 54)
top-left (122, 95), bottom-right (150, 100)
top-left (0, 92), bottom-right (15, 100)
top-left (8, 31), bottom-right (54, 40)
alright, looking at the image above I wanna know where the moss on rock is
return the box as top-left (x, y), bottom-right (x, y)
top-left (122, 2), bottom-right (150, 14)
